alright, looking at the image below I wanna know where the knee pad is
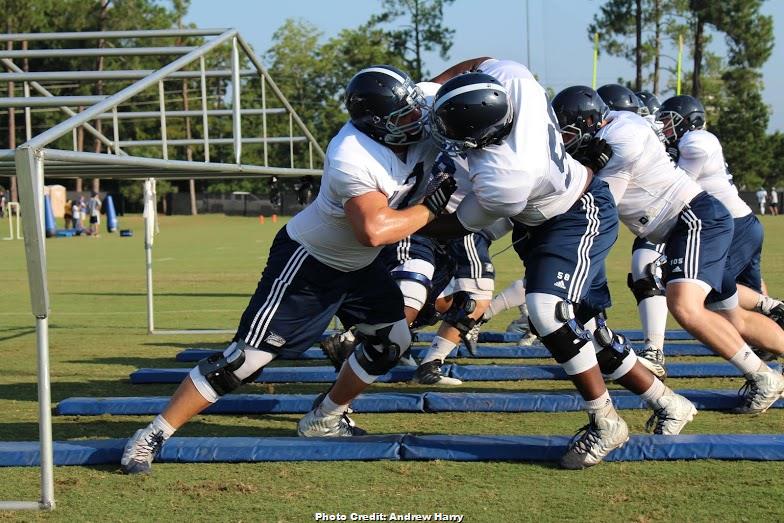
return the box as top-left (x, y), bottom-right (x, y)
top-left (350, 320), bottom-right (411, 382)
top-left (529, 295), bottom-right (596, 374)
top-left (442, 291), bottom-right (477, 336)
top-left (627, 259), bottom-right (666, 304)
top-left (191, 342), bottom-right (274, 400)
top-left (592, 316), bottom-right (636, 380)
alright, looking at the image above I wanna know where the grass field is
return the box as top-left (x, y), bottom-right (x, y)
top-left (1, 213), bottom-right (783, 522)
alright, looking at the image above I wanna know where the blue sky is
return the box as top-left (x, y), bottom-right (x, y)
top-left (186, 0), bottom-right (784, 131)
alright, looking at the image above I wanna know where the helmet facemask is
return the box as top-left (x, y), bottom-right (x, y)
top-left (381, 79), bottom-right (428, 145)
top-left (657, 110), bottom-right (684, 145)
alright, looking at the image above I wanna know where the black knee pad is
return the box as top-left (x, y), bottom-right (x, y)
top-left (541, 322), bottom-right (592, 363)
top-left (593, 317), bottom-right (633, 375)
top-left (353, 323), bottom-right (408, 376)
top-left (627, 260), bottom-right (666, 304)
top-left (197, 344), bottom-right (249, 396)
top-left (442, 291), bottom-right (477, 336)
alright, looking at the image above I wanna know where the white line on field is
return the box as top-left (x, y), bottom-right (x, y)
top-left (0, 309), bottom-right (239, 316)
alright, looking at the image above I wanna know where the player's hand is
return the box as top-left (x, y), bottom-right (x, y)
top-left (666, 145), bottom-right (680, 163)
top-left (422, 173), bottom-right (457, 216)
top-left (575, 137), bottom-right (613, 173)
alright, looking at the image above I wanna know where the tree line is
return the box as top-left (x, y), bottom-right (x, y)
top-left (1, 0), bottom-right (780, 208)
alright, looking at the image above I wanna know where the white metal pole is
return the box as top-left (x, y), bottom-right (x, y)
top-left (144, 179), bottom-right (155, 334)
top-left (261, 74), bottom-right (268, 166)
top-left (231, 36), bottom-right (241, 165)
top-left (199, 56), bottom-right (210, 163)
top-left (158, 81), bottom-right (167, 160)
top-left (36, 315), bottom-right (55, 510)
top-left (14, 146), bottom-right (54, 511)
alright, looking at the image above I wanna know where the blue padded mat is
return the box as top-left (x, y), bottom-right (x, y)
top-left (131, 362), bottom-right (779, 384)
top-left (176, 342), bottom-right (713, 362)
top-left (0, 436), bottom-right (403, 467)
top-left (399, 434), bottom-right (784, 462)
top-left (130, 365), bottom-right (428, 384)
top-left (57, 393), bottom-right (425, 416)
top-left (3, 434), bottom-right (782, 466)
top-left (448, 362), bottom-right (782, 381)
top-left (58, 389), bottom-right (780, 416)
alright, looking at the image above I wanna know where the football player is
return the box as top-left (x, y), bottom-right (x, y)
top-left (552, 86), bottom-right (784, 417)
top-left (423, 58), bottom-right (633, 469)
top-left (120, 65), bottom-right (457, 474)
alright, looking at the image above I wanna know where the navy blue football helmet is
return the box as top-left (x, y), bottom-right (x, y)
top-left (656, 95), bottom-right (706, 145)
top-left (597, 84), bottom-right (642, 113)
top-left (551, 85), bottom-right (610, 154)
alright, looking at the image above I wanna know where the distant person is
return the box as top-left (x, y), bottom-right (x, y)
top-left (0, 189), bottom-right (6, 219)
top-left (64, 199), bottom-right (73, 229)
top-left (72, 195), bottom-right (85, 233)
top-left (87, 191), bottom-right (102, 236)
top-left (296, 175), bottom-right (314, 205)
top-left (769, 187), bottom-right (779, 216)
top-left (756, 187), bottom-right (767, 215)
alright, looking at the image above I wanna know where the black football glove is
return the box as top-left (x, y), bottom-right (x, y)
top-left (666, 145), bottom-right (680, 163)
top-left (422, 173), bottom-right (457, 215)
top-left (575, 137), bottom-right (613, 173)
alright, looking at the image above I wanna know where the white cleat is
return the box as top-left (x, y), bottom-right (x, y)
top-left (121, 426), bottom-right (167, 474)
top-left (559, 410), bottom-right (629, 470)
top-left (645, 392), bottom-right (697, 435)
top-left (732, 370), bottom-right (784, 414)
top-left (637, 343), bottom-right (667, 379)
top-left (297, 409), bottom-right (366, 437)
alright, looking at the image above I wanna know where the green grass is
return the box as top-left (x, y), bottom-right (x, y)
top-left (1, 214), bottom-right (783, 522)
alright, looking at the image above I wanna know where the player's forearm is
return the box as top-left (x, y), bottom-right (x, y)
top-left (416, 212), bottom-right (470, 240)
top-left (358, 204), bottom-right (433, 247)
top-left (430, 57), bottom-right (492, 84)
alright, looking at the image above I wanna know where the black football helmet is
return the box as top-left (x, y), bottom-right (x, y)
top-left (344, 65), bottom-right (427, 145)
top-left (551, 86), bottom-right (610, 154)
top-left (430, 72), bottom-right (514, 155)
top-left (656, 95), bottom-right (706, 145)
top-left (635, 90), bottom-right (661, 117)
top-left (597, 84), bottom-right (642, 113)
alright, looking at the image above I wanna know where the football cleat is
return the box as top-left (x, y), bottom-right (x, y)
top-left (462, 322), bottom-right (482, 356)
top-left (559, 410), bottom-right (629, 470)
top-left (310, 393), bottom-right (366, 435)
top-left (645, 392), bottom-right (697, 435)
top-left (121, 426), bottom-right (167, 474)
top-left (320, 330), bottom-right (357, 371)
top-left (411, 360), bottom-right (462, 386)
top-left (297, 409), bottom-right (367, 437)
top-left (637, 343), bottom-right (667, 379)
top-left (732, 370), bottom-right (784, 414)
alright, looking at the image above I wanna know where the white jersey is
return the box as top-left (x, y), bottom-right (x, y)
top-left (677, 130), bottom-right (751, 218)
top-left (595, 111), bottom-right (702, 243)
top-left (286, 122), bottom-right (439, 272)
top-left (455, 59), bottom-right (589, 231)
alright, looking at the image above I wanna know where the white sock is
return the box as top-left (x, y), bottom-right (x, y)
top-left (728, 344), bottom-right (768, 375)
top-left (584, 390), bottom-right (613, 415)
top-left (485, 279), bottom-right (526, 320)
top-left (420, 336), bottom-right (457, 364)
top-left (316, 393), bottom-right (349, 417)
top-left (151, 415), bottom-right (175, 439)
top-left (639, 296), bottom-right (667, 350)
top-left (640, 378), bottom-right (668, 407)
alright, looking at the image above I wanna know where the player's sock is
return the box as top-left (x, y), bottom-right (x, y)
top-left (484, 279), bottom-right (526, 320)
top-left (151, 414), bottom-right (176, 439)
top-left (584, 390), bottom-right (614, 415)
top-left (316, 394), bottom-right (349, 417)
top-left (639, 296), bottom-right (667, 350)
top-left (728, 344), bottom-right (770, 375)
top-left (420, 336), bottom-right (457, 364)
top-left (639, 378), bottom-right (668, 407)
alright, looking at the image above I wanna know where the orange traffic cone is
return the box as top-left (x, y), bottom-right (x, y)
top-left (271, 214), bottom-right (278, 223)
top-left (259, 215), bottom-right (265, 224)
